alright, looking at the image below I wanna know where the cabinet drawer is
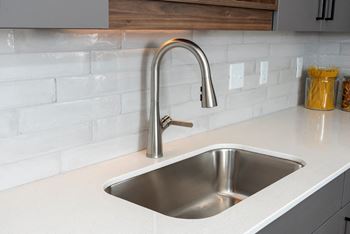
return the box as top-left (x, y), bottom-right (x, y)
top-left (314, 199), bottom-right (350, 234)
top-left (343, 170), bottom-right (350, 207)
top-left (257, 174), bottom-right (345, 234)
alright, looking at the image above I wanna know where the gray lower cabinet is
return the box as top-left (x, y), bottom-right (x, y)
top-left (0, 0), bottom-right (108, 28)
top-left (257, 174), bottom-right (345, 234)
top-left (258, 170), bottom-right (350, 233)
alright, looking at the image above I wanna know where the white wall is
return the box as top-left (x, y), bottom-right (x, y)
top-left (0, 29), bottom-right (324, 190)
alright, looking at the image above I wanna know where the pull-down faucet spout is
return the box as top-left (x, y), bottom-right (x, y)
top-left (146, 38), bottom-right (217, 158)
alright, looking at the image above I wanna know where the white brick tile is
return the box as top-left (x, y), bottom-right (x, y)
top-left (267, 57), bottom-right (291, 71)
top-left (0, 152), bottom-right (60, 191)
top-left (19, 95), bottom-right (121, 133)
top-left (209, 107), bottom-right (253, 129)
top-left (91, 49), bottom-right (156, 74)
top-left (318, 43), bottom-right (341, 55)
top-left (122, 30), bottom-right (192, 49)
top-left (171, 45), bottom-right (227, 65)
top-left (121, 85), bottom-right (191, 113)
top-left (279, 69), bottom-right (297, 83)
top-left (226, 88), bottom-right (267, 109)
top-left (340, 43), bottom-right (350, 55)
top-left (282, 32), bottom-right (319, 44)
top-left (193, 31), bottom-right (243, 46)
top-left (0, 111), bottom-right (17, 138)
top-left (57, 72), bottom-right (147, 102)
top-left (243, 74), bottom-right (260, 90)
top-left (93, 112), bottom-right (148, 142)
top-left (0, 123), bottom-right (91, 165)
top-left (228, 44), bottom-right (269, 62)
top-left (161, 65), bottom-right (200, 86)
top-left (14, 29), bottom-right (122, 52)
top-left (0, 30), bottom-right (15, 53)
top-left (267, 82), bottom-right (299, 99)
top-left (319, 33), bottom-right (350, 43)
top-left (0, 79), bottom-right (55, 110)
top-left (262, 96), bottom-right (290, 114)
top-left (270, 44), bottom-right (305, 57)
top-left (61, 131), bottom-right (147, 171)
top-left (243, 31), bottom-right (285, 44)
top-left (0, 52), bottom-right (89, 81)
top-left (169, 97), bottom-right (223, 120)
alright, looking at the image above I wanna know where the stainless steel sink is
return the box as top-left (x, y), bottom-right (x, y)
top-left (105, 148), bottom-right (303, 219)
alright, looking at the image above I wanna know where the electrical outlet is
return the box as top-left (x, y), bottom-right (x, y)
top-left (296, 57), bottom-right (303, 78)
top-left (259, 61), bottom-right (269, 85)
top-left (229, 63), bottom-right (244, 90)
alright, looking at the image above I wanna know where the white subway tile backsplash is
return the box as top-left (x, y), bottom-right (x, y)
top-left (0, 111), bottom-right (17, 138)
top-left (19, 95), bottom-right (121, 133)
top-left (0, 152), bottom-right (60, 191)
top-left (226, 88), bottom-right (267, 109)
top-left (14, 30), bottom-right (122, 52)
top-left (267, 82), bottom-right (299, 99)
top-left (193, 31), bottom-right (243, 46)
top-left (91, 49), bottom-right (156, 74)
top-left (0, 123), bottom-right (91, 165)
top-left (61, 131), bottom-right (147, 171)
top-left (243, 31), bottom-right (285, 44)
top-left (57, 74), bottom-right (120, 101)
top-left (262, 96), bottom-right (290, 114)
top-left (0, 79), bottom-right (55, 110)
top-left (228, 44), bottom-right (269, 62)
top-left (93, 112), bottom-right (148, 142)
top-left (1, 29), bottom-right (338, 191)
top-left (340, 43), bottom-right (350, 55)
top-left (0, 52), bottom-right (89, 81)
top-left (270, 44), bottom-right (305, 57)
top-left (122, 30), bottom-right (192, 49)
top-left (209, 107), bottom-right (253, 129)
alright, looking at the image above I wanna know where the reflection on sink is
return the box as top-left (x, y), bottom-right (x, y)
top-left (105, 148), bottom-right (303, 219)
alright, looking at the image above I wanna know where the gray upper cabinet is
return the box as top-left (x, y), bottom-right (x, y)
top-left (274, 0), bottom-right (350, 32)
top-left (321, 0), bottom-right (350, 31)
top-left (0, 0), bottom-right (108, 28)
top-left (274, 0), bottom-right (322, 31)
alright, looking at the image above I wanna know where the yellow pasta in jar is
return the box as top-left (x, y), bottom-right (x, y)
top-left (305, 67), bottom-right (339, 111)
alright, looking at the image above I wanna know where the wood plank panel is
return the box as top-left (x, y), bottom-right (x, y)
top-left (109, 0), bottom-right (273, 30)
top-left (158, 0), bottom-right (278, 10)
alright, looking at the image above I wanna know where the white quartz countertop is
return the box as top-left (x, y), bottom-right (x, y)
top-left (1, 107), bottom-right (350, 234)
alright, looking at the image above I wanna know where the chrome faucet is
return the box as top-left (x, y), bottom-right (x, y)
top-left (146, 38), bottom-right (218, 158)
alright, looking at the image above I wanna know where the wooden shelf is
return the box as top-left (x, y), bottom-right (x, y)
top-left (109, 0), bottom-right (274, 30)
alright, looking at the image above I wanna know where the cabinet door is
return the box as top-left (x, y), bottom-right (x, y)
top-left (0, 0), bottom-right (108, 28)
top-left (321, 0), bottom-right (350, 32)
top-left (274, 0), bottom-right (322, 31)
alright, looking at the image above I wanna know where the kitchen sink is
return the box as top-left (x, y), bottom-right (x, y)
top-left (105, 148), bottom-right (303, 219)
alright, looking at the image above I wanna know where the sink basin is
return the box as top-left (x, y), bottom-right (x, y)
top-left (105, 148), bottom-right (303, 219)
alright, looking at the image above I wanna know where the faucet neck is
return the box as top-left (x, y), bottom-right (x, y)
top-left (146, 38), bottom-right (217, 158)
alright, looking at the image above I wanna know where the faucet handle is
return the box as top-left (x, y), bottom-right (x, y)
top-left (161, 115), bottom-right (193, 130)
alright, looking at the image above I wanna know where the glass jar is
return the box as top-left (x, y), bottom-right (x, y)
top-left (341, 76), bottom-right (350, 112)
top-left (305, 67), bottom-right (339, 111)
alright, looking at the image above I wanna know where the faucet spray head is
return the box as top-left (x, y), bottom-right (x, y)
top-left (201, 76), bottom-right (218, 108)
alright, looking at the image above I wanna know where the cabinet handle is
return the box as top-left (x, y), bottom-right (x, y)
top-left (316, 0), bottom-right (327, 20)
top-left (325, 0), bottom-right (336, 20)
